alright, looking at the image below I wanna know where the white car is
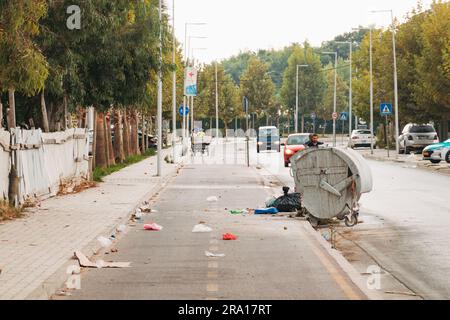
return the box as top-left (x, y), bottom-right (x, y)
top-left (348, 129), bottom-right (376, 149)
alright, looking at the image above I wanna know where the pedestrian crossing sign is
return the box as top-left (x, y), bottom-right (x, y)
top-left (380, 103), bottom-right (393, 116)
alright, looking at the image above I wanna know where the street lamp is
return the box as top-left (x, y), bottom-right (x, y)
top-left (296, 64), bottom-right (308, 133)
top-left (183, 22), bottom-right (206, 144)
top-left (171, 0), bottom-right (177, 163)
top-left (322, 51), bottom-right (338, 147)
top-left (157, 0), bottom-right (163, 176)
top-left (188, 36), bottom-right (208, 62)
top-left (353, 26), bottom-right (375, 154)
top-left (334, 41), bottom-right (353, 139)
top-left (370, 9), bottom-right (400, 155)
top-left (190, 48), bottom-right (207, 132)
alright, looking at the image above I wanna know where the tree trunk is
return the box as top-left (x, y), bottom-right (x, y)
top-left (7, 88), bottom-right (16, 130)
top-left (141, 113), bottom-right (146, 153)
top-left (129, 110), bottom-right (137, 155)
top-left (92, 109), bottom-right (97, 164)
top-left (123, 109), bottom-right (131, 157)
top-left (106, 112), bottom-right (115, 166)
top-left (95, 112), bottom-right (108, 169)
top-left (437, 115), bottom-right (448, 141)
top-left (40, 91), bottom-right (50, 133)
top-left (63, 95), bottom-right (69, 129)
top-left (133, 110), bottom-right (141, 155)
top-left (0, 99), bottom-right (3, 128)
top-left (114, 110), bottom-right (125, 163)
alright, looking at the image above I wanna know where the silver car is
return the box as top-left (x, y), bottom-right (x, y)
top-left (398, 123), bottom-right (439, 154)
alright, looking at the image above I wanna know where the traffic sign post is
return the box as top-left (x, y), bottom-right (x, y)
top-left (311, 113), bottom-right (316, 133)
top-left (380, 103), bottom-right (393, 158)
top-left (179, 105), bottom-right (190, 117)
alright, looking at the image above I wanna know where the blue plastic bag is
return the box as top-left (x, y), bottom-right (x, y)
top-left (255, 207), bottom-right (279, 215)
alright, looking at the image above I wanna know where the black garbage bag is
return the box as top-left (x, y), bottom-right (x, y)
top-left (272, 187), bottom-right (302, 212)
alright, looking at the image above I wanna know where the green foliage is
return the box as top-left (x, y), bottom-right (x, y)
top-left (281, 44), bottom-right (326, 120)
top-left (240, 57), bottom-right (276, 119)
top-left (0, 0), bottom-right (49, 95)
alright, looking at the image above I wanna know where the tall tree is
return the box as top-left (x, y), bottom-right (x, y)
top-left (0, 0), bottom-right (49, 129)
top-left (240, 57), bottom-right (275, 123)
top-left (281, 43), bottom-right (325, 131)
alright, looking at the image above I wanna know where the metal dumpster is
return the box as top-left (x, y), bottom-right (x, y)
top-left (290, 147), bottom-right (373, 227)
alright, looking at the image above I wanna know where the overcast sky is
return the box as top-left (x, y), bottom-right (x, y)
top-left (169, 0), bottom-right (434, 63)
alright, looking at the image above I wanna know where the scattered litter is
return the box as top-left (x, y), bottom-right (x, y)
top-left (111, 248), bottom-right (119, 253)
top-left (254, 207), bottom-right (279, 215)
top-left (270, 187), bottom-right (302, 212)
top-left (207, 196), bottom-right (218, 202)
top-left (192, 224), bottom-right (213, 233)
top-left (385, 291), bottom-right (418, 297)
top-left (284, 227), bottom-right (288, 230)
top-left (265, 197), bottom-right (277, 208)
top-left (56, 290), bottom-right (73, 297)
top-left (134, 211), bottom-right (143, 220)
top-left (256, 165), bottom-right (262, 170)
top-left (117, 224), bottom-right (127, 233)
top-left (223, 233), bottom-right (237, 241)
top-left (97, 236), bottom-right (113, 248)
top-left (139, 205), bottom-right (152, 213)
top-left (144, 223), bottom-right (163, 231)
top-left (230, 209), bottom-right (248, 215)
top-left (74, 251), bottom-right (131, 269)
top-left (205, 251), bottom-right (225, 258)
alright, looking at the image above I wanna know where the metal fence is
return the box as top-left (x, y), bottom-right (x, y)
top-left (1, 128), bottom-right (89, 204)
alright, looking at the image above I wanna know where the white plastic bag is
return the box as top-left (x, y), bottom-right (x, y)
top-left (205, 251), bottom-right (225, 258)
top-left (192, 224), bottom-right (213, 233)
top-left (206, 196), bottom-right (218, 202)
top-left (97, 236), bottom-right (112, 248)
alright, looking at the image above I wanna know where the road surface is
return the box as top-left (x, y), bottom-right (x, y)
top-left (56, 141), bottom-right (366, 300)
top-left (257, 142), bottom-right (450, 300)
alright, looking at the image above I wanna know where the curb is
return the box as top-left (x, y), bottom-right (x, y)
top-left (301, 223), bottom-right (385, 300)
top-left (25, 152), bottom-right (187, 300)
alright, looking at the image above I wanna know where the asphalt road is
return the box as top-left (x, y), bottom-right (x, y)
top-left (57, 143), bottom-right (366, 300)
top-left (257, 143), bottom-right (450, 300)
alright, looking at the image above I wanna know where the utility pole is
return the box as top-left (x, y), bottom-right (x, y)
top-left (295, 64), bottom-right (308, 133)
top-left (371, 9), bottom-right (400, 155)
top-left (335, 41), bottom-right (353, 138)
top-left (171, 0), bottom-right (177, 162)
top-left (215, 62), bottom-right (219, 139)
top-left (157, 0), bottom-right (163, 176)
top-left (323, 52), bottom-right (338, 147)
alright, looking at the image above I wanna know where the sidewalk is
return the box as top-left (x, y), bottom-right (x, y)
top-left (358, 148), bottom-right (450, 175)
top-left (0, 146), bottom-right (185, 300)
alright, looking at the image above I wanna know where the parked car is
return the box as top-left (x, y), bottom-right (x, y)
top-left (423, 139), bottom-right (450, 164)
top-left (398, 123), bottom-right (439, 154)
top-left (284, 134), bottom-right (310, 167)
top-left (348, 129), bottom-right (376, 149)
top-left (138, 131), bottom-right (158, 149)
top-left (257, 126), bottom-right (280, 153)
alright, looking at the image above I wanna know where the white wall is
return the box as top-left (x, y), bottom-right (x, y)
top-left (0, 129), bottom-right (10, 201)
top-left (2, 128), bottom-right (89, 204)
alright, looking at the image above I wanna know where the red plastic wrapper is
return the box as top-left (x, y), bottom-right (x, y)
top-left (223, 233), bottom-right (237, 241)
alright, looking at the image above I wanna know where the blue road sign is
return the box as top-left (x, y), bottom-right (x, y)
top-left (340, 112), bottom-right (348, 121)
top-left (179, 105), bottom-right (190, 116)
top-left (380, 103), bottom-right (393, 116)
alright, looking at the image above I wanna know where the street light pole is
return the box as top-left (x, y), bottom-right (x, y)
top-left (295, 64), bottom-right (308, 133)
top-left (215, 61), bottom-right (219, 139)
top-left (157, 0), bottom-right (163, 176)
top-left (371, 9), bottom-right (400, 155)
top-left (322, 52), bottom-right (338, 147)
top-left (335, 41), bottom-right (353, 138)
top-left (183, 22), bottom-right (206, 145)
top-left (353, 26), bottom-right (374, 154)
top-left (171, 0), bottom-right (177, 162)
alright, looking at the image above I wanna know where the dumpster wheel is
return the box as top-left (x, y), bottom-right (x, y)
top-left (344, 212), bottom-right (359, 227)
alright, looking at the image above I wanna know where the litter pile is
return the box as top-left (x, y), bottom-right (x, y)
top-left (266, 187), bottom-right (302, 213)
